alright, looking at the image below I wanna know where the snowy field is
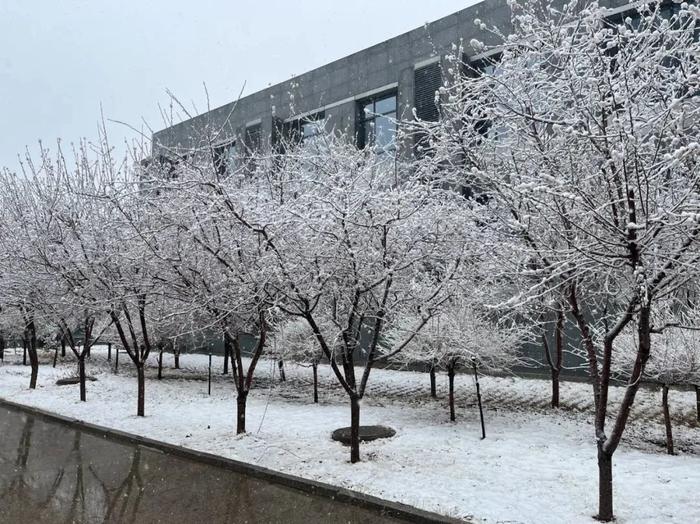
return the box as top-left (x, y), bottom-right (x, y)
top-left (0, 346), bottom-right (698, 524)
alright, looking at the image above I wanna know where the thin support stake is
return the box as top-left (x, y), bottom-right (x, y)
top-left (208, 353), bottom-right (212, 396)
top-left (473, 359), bottom-right (486, 440)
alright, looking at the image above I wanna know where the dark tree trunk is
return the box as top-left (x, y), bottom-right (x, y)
top-left (429, 364), bottom-right (437, 399)
top-left (448, 364), bottom-right (456, 422)
top-left (473, 360), bottom-right (486, 439)
top-left (23, 338), bottom-right (27, 366)
top-left (174, 351), bottom-right (180, 370)
top-left (695, 385), bottom-right (699, 423)
top-left (114, 345), bottom-right (119, 374)
top-left (61, 336), bottom-right (66, 358)
top-left (78, 356), bottom-right (87, 402)
top-left (543, 308), bottom-right (564, 409)
top-left (0, 333), bottom-right (5, 361)
top-left (278, 360), bottom-right (286, 382)
top-left (157, 350), bottom-right (163, 380)
top-left (312, 363), bottom-right (319, 404)
top-left (107, 343), bottom-right (112, 362)
top-left (236, 391), bottom-right (248, 434)
top-left (28, 351), bottom-right (39, 389)
top-left (662, 384), bottom-right (674, 455)
top-left (597, 446), bottom-right (614, 522)
top-left (223, 339), bottom-right (229, 375)
top-left (350, 395), bottom-right (360, 463)
top-left (136, 364), bottom-right (145, 417)
top-left (551, 368), bottom-right (560, 408)
top-left (27, 327), bottom-right (39, 390)
top-left (53, 346), bottom-right (59, 368)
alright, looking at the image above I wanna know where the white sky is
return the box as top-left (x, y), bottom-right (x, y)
top-left (0, 1), bottom-right (480, 170)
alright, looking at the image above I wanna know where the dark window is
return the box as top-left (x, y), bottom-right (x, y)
top-left (283, 111), bottom-right (327, 148)
top-left (414, 62), bottom-right (441, 122)
top-left (244, 124), bottom-right (261, 154)
top-left (213, 141), bottom-right (238, 177)
top-left (357, 91), bottom-right (397, 154)
top-left (464, 53), bottom-right (501, 78)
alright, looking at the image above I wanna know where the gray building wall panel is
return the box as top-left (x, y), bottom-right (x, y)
top-left (152, 0), bottom-right (632, 157)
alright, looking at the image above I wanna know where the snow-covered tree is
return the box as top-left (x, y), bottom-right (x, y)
top-left (227, 138), bottom-right (479, 462)
top-left (416, 0), bottom-right (700, 519)
top-left (389, 296), bottom-right (524, 422)
top-left (615, 304), bottom-right (700, 454)
top-left (271, 317), bottom-right (333, 403)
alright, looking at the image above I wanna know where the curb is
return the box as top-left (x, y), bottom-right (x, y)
top-left (0, 397), bottom-right (468, 524)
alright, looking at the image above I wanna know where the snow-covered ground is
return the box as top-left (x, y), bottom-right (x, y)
top-left (0, 347), bottom-right (698, 524)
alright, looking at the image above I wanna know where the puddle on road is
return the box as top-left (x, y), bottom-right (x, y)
top-left (0, 406), bottom-right (403, 523)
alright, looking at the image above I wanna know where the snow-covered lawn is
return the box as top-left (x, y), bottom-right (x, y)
top-left (0, 347), bottom-right (698, 524)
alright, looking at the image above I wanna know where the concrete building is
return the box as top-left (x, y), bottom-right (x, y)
top-left (151, 0), bottom-right (634, 167)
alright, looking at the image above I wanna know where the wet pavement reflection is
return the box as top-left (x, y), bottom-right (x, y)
top-left (0, 406), bottom-right (403, 523)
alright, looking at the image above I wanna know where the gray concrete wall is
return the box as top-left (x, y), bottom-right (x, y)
top-left (153, 0), bottom-right (634, 157)
top-left (152, 0), bottom-right (634, 157)
top-left (151, 0), bottom-right (512, 155)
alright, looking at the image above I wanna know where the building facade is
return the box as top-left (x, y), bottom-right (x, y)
top-left (152, 0), bottom-right (634, 167)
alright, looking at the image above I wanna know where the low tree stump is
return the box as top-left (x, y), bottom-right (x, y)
top-left (56, 376), bottom-right (97, 386)
top-left (331, 425), bottom-right (396, 445)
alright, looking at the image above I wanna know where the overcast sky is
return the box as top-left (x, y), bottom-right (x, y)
top-left (0, 1), bottom-right (481, 170)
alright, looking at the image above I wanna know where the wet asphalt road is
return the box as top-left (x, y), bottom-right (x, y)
top-left (0, 405), bottom-right (403, 524)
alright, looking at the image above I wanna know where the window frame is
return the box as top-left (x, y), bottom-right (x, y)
top-left (356, 90), bottom-right (398, 154)
top-left (213, 140), bottom-right (238, 178)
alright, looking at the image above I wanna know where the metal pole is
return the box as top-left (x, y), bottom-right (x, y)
top-left (208, 352), bottom-right (212, 396)
top-left (473, 359), bottom-right (486, 440)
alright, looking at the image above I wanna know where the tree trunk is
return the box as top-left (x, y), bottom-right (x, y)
top-left (114, 345), bottom-right (119, 374)
top-left (312, 363), bottom-right (319, 404)
top-left (350, 395), bottom-right (360, 463)
top-left (25, 322), bottom-right (39, 390)
top-left (597, 446), bottom-right (614, 522)
top-left (157, 350), bottom-right (163, 380)
top-left (78, 356), bottom-right (87, 402)
top-left (61, 336), bottom-right (66, 358)
top-left (174, 351), bottom-right (180, 370)
top-left (695, 385), bottom-right (699, 423)
top-left (223, 341), bottom-right (229, 375)
top-left (28, 349), bottom-right (39, 389)
top-left (23, 338), bottom-right (27, 366)
top-left (236, 391), bottom-right (248, 434)
top-left (429, 364), bottom-right (437, 399)
top-left (278, 360), bottom-right (286, 382)
top-left (551, 368), bottom-right (560, 408)
top-left (0, 333), bottom-right (5, 361)
top-left (136, 364), bottom-right (145, 417)
top-left (107, 342), bottom-right (112, 362)
top-left (53, 346), bottom-right (59, 368)
top-left (553, 307), bottom-right (564, 408)
top-left (448, 365), bottom-right (456, 422)
top-left (662, 384), bottom-right (674, 455)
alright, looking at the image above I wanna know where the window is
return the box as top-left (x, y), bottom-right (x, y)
top-left (244, 124), bottom-right (261, 154)
top-left (300, 113), bottom-right (326, 144)
top-left (213, 141), bottom-right (238, 177)
top-left (465, 53), bottom-right (501, 78)
top-left (357, 91), bottom-right (397, 154)
top-left (414, 62), bottom-right (441, 122)
top-left (283, 111), bottom-right (327, 148)
top-left (413, 61), bottom-right (442, 157)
